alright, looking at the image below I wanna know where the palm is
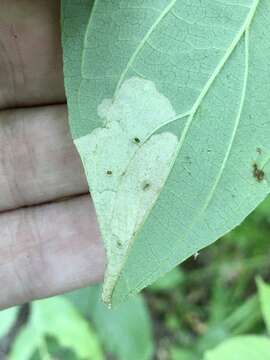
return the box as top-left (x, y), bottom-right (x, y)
top-left (0, 0), bottom-right (105, 309)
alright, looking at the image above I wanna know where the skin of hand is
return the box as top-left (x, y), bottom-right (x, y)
top-left (0, 0), bottom-right (106, 309)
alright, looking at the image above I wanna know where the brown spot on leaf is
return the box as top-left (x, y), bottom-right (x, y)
top-left (253, 163), bottom-right (264, 182)
top-left (133, 137), bottom-right (141, 144)
top-left (142, 181), bottom-right (151, 191)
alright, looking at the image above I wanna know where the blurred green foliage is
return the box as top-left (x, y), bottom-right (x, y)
top-left (0, 307), bottom-right (18, 339)
top-left (258, 278), bottom-right (270, 333)
top-left (10, 296), bottom-right (102, 360)
top-left (204, 336), bottom-right (270, 360)
top-left (66, 286), bottom-right (154, 360)
top-left (0, 196), bottom-right (269, 359)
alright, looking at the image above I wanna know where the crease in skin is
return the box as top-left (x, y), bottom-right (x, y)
top-left (0, 105), bottom-right (89, 212)
top-left (1, 208), bottom-right (48, 306)
top-left (0, 195), bottom-right (106, 309)
top-left (0, 23), bottom-right (27, 107)
top-left (0, 117), bottom-right (24, 207)
top-left (0, 34), bottom-right (17, 107)
top-left (5, 210), bottom-right (33, 303)
top-left (0, 0), bottom-right (64, 110)
top-left (10, 24), bottom-right (26, 95)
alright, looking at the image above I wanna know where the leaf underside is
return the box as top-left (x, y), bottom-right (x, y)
top-left (62, 0), bottom-right (270, 307)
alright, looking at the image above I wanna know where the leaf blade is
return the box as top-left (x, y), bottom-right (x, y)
top-left (62, 0), bottom-right (270, 306)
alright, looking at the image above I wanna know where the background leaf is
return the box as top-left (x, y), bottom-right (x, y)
top-left (170, 347), bottom-right (198, 360)
top-left (257, 278), bottom-right (270, 334)
top-left (10, 326), bottom-right (40, 360)
top-left (0, 307), bottom-right (18, 339)
top-left (149, 267), bottom-right (184, 292)
top-left (204, 336), bottom-right (270, 360)
top-left (67, 286), bottom-right (154, 360)
top-left (10, 297), bottom-right (103, 360)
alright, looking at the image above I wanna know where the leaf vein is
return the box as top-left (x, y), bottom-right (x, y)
top-left (115, 0), bottom-right (177, 93)
top-left (200, 29), bottom-right (250, 214)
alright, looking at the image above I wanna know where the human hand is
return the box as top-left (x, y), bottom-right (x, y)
top-left (0, 0), bottom-right (105, 309)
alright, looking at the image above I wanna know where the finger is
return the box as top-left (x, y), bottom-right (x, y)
top-left (0, 195), bottom-right (106, 309)
top-left (0, 0), bottom-right (65, 109)
top-left (0, 105), bottom-right (88, 212)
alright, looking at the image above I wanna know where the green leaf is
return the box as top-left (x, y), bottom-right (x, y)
top-left (204, 336), bottom-right (270, 360)
top-left (10, 297), bottom-right (103, 360)
top-left (171, 347), bottom-right (198, 360)
top-left (62, 0), bottom-right (270, 306)
top-left (223, 295), bottom-right (261, 335)
top-left (257, 278), bottom-right (270, 334)
top-left (10, 326), bottom-right (40, 360)
top-left (66, 286), bottom-right (154, 360)
top-left (61, 0), bottom-right (94, 138)
top-left (32, 297), bottom-right (103, 360)
top-left (149, 267), bottom-right (184, 292)
top-left (0, 307), bottom-right (18, 339)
